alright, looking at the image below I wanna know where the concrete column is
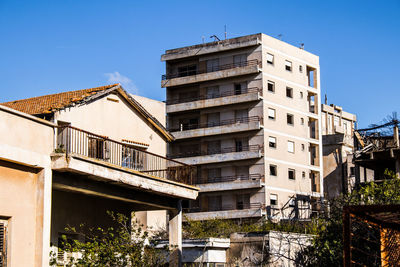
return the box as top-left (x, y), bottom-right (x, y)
top-left (41, 167), bottom-right (53, 267)
top-left (168, 200), bottom-right (182, 267)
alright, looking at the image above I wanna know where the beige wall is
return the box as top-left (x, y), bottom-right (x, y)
top-left (54, 93), bottom-right (166, 156)
top-left (0, 106), bottom-right (54, 267)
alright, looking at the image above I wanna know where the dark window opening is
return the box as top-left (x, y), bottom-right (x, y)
top-left (270, 165), bottom-right (277, 176)
top-left (286, 87), bottom-right (293, 98)
top-left (287, 114), bottom-right (294, 125)
top-left (267, 81), bottom-right (275, 92)
top-left (288, 169), bottom-right (296, 180)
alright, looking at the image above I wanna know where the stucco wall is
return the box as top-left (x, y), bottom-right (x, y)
top-left (54, 93), bottom-right (166, 156)
top-left (0, 161), bottom-right (42, 267)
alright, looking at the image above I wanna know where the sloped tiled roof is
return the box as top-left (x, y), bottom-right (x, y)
top-left (1, 84), bottom-right (119, 115)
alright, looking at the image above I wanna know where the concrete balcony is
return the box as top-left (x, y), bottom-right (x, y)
top-left (53, 126), bottom-right (199, 204)
top-left (161, 60), bottom-right (261, 88)
top-left (196, 175), bottom-right (264, 192)
top-left (184, 203), bottom-right (265, 220)
top-left (170, 116), bottom-right (263, 139)
top-left (169, 145), bottom-right (263, 165)
top-left (166, 87), bottom-right (262, 113)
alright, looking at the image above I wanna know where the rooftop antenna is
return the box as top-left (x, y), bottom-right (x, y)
top-left (277, 34), bottom-right (283, 40)
top-left (300, 43), bottom-right (304, 49)
top-left (202, 36), bottom-right (205, 44)
top-left (210, 35), bottom-right (221, 42)
top-left (224, 25), bottom-right (227, 39)
top-left (324, 94), bottom-right (328, 105)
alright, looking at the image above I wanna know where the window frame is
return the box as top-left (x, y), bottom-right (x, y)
top-left (287, 141), bottom-right (295, 153)
top-left (267, 80), bottom-right (275, 93)
top-left (287, 113), bottom-right (294, 125)
top-left (268, 108), bottom-right (276, 120)
top-left (269, 164), bottom-right (277, 176)
top-left (288, 168), bottom-right (296, 180)
top-left (266, 53), bottom-right (274, 65)
top-left (268, 136), bottom-right (277, 149)
top-left (286, 87), bottom-right (293, 98)
top-left (285, 60), bottom-right (292, 71)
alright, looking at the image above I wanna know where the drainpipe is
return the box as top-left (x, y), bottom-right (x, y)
top-left (394, 125), bottom-right (399, 148)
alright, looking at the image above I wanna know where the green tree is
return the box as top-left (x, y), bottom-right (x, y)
top-left (50, 211), bottom-right (167, 267)
top-left (296, 171), bottom-right (400, 266)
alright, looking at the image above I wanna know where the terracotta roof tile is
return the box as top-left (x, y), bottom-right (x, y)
top-left (0, 84), bottom-right (119, 115)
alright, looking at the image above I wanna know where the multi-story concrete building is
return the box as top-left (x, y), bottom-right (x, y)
top-left (321, 104), bottom-right (357, 198)
top-left (161, 33), bottom-right (323, 221)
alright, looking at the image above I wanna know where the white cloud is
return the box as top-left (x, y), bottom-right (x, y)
top-left (104, 71), bottom-right (139, 94)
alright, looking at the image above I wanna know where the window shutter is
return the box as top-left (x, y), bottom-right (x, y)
top-left (267, 53), bottom-right (274, 63)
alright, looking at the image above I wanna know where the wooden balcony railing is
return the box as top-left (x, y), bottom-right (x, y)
top-left (56, 126), bottom-right (196, 185)
top-left (162, 59), bottom-right (261, 80)
top-left (166, 87), bottom-right (262, 105)
top-left (168, 144), bottom-right (263, 159)
top-left (169, 116), bottom-right (263, 132)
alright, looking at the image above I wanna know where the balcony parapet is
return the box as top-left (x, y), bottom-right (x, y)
top-left (184, 203), bottom-right (265, 220)
top-left (170, 116), bottom-right (263, 139)
top-left (161, 60), bottom-right (261, 87)
top-left (168, 145), bottom-right (263, 165)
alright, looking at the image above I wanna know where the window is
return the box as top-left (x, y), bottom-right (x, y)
top-left (122, 145), bottom-right (145, 170)
top-left (206, 58), bottom-right (219, 72)
top-left (301, 118), bottom-right (305, 125)
top-left (299, 65), bottom-right (303, 72)
top-left (302, 171), bottom-right (306, 178)
top-left (206, 86), bottom-right (219, 99)
top-left (178, 65), bottom-right (197, 77)
top-left (234, 83), bottom-right (242, 95)
top-left (286, 87), bottom-right (293, 98)
top-left (288, 169), bottom-right (296, 180)
top-left (287, 141), bottom-right (295, 153)
top-left (267, 53), bottom-right (274, 65)
top-left (234, 54), bottom-right (247, 66)
top-left (0, 219), bottom-right (8, 267)
top-left (269, 136), bottom-right (276, 148)
top-left (301, 144), bottom-right (305, 151)
top-left (267, 81), bottom-right (275, 92)
top-left (270, 165), bottom-right (277, 176)
top-left (350, 167), bottom-right (355, 176)
top-left (300, 91), bottom-right (303, 98)
top-left (287, 114), bottom-right (294, 125)
top-left (88, 137), bottom-right (109, 160)
top-left (268, 108), bottom-right (276, 120)
top-left (235, 140), bottom-right (243, 152)
top-left (285, 60), bottom-right (292, 71)
top-left (270, 194), bottom-right (278, 205)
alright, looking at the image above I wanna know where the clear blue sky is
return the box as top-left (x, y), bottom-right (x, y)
top-left (1, 0), bottom-right (399, 128)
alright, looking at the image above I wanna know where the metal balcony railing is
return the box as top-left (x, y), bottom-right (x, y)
top-left (162, 59), bottom-right (261, 80)
top-left (168, 144), bottom-right (263, 159)
top-left (56, 126), bottom-right (196, 185)
top-left (166, 87), bottom-right (262, 105)
top-left (195, 174), bottom-right (263, 184)
top-left (169, 116), bottom-right (263, 132)
top-left (184, 202), bottom-right (263, 213)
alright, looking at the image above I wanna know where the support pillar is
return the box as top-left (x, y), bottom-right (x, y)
top-left (168, 200), bottom-right (182, 267)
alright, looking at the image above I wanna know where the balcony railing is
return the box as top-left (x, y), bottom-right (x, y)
top-left (195, 174), bottom-right (263, 184)
top-left (168, 144), bottom-right (263, 159)
top-left (56, 126), bottom-right (196, 185)
top-left (162, 59), bottom-right (261, 80)
top-left (184, 202), bottom-right (263, 213)
top-left (169, 116), bottom-right (263, 132)
top-left (166, 87), bottom-right (262, 105)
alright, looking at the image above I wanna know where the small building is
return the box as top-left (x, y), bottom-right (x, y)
top-left (0, 84), bottom-right (199, 266)
top-left (321, 104), bottom-right (357, 198)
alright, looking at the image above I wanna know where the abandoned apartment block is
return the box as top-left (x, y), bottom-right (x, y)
top-left (161, 33), bottom-right (323, 221)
